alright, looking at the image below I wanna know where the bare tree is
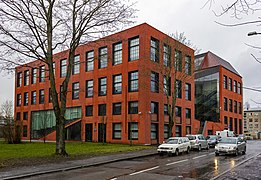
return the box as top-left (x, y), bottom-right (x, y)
top-left (0, 0), bottom-right (135, 156)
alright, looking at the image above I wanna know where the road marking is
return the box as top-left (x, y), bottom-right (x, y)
top-left (192, 154), bottom-right (207, 159)
top-left (209, 152), bottom-right (215, 155)
top-left (110, 178), bottom-right (117, 180)
top-left (166, 159), bottom-right (188, 166)
top-left (129, 166), bottom-right (159, 176)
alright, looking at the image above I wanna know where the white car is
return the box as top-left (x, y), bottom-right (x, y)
top-left (215, 137), bottom-right (246, 156)
top-left (157, 137), bottom-right (191, 156)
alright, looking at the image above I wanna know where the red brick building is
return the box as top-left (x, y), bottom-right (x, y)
top-left (15, 23), bottom-right (196, 145)
top-left (194, 51), bottom-right (243, 136)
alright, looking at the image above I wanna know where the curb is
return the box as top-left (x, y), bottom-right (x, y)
top-left (2, 151), bottom-right (158, 180)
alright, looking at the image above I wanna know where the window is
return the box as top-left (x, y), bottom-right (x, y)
top-left (234, 80), bottom-right (237, 93)
top-left (164, 104), bottom-right (169, 115)
top-left (98, 104), bottom-right (106, 116)
top-left (86, 51), bottom-right (94, 71)
top-left (16, 112), bottom-right (21, 121)
top-left (230, 117), bottom-right (233, 131)
top-left (17, 94), bottom-right (21, 106)
top-left (113, 74), bottom-right (122, 94)
top-left (175, 125), bottom-right (182, 137)
top-left (113, 103), bottom-right (122, 115)
top-left (49, 88), bottom-right (52, 103)
top-left (223, 75), bottom-right (227, 89)
top-left (234, 100), bottom-right (237, 113)
top-left (17, 72), bottom-right (22, 87)
top-left (163, 44), bottom-right (170, 66)
top-left (185, 83), bottom-right (191, 100)
top-left (150, 37), bottom-right (159, 62)
top-left (113, 123), bottom-right (122, 139)
top-left (85, 105), bottom-right (93, 116)
top-left (224, 116), bottom-right (228, 124)
top-left (186, 126), bottom-right (191, 135)
top-left (151, 123), bottom-right (158, 140)
top-left (185, 56), bottom-right (191, 75)
top-left (60, 59), bottom-right (67, 77)
top-left (39, 65), bottom-right (45, 82)
top-left (128, 71), bottom-right (138, 92)
top-left (129, 36), bottom-right (139, 61)
top-left (98, 77), bottom-right (107, 96)
top-left (151, 71), bottom-right (159, 93)
top-left (39, 89), bottom-right (44, 104)
top-left (23, 112), bottom-right (28, 120)
top-left (113, 42), bottom-right (122, 65)
top-left (224, 97), bottom-right (228, 111)
top-left (176, 80), bottom-right (182, 98)
top-left (229, 78), bottom-right (232, 91)
top-left (239, 102), bottom-right (242, 114)
top-left (98, 47), bottom-right (108, 68)
top-left (86, 80), bottom-right (93, 97)
top-left (128, 122), bottom-right (138, 140)
top-left (24, 92), bottom-right (28, 106)
top-left (185, 108), bottom-right (191, 119)
top-left (163, 76), bottom-right (171, 96)
top-left (175, 50), bottom-right (182, 72)
top-left (229, 99), bottom-right (233, 112)
top-left (238, 82), bottom-right (241, 94)
top-left (31, 91), bottom-right (36, 105)
top-left (32, 68), bottom-right (37, 84)
top-left (24, 70), bottom-right (29, 86)
top-left (23, 125), bottom-right (27, 137)
top-left (72, 82), bottom-right (80, 99)
top-left (72, 55), bottom-right (80, 74)
top-left (164, 125), bottom-right (169, 139)
top-left (128, 101), bottom-right (138, 114)
top-left (151, 102), bottom-right (158, 114)
top-left (176, 106), bottom-right (182, 118)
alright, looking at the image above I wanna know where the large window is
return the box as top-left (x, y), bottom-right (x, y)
top-left (98, 77), bottom-right (107, 96)
top-left (163, 76), bottom-right (171, 96)
top-left (128, 101), bottom-right (138, 114)
top-left (176, 80), bottom-right (182, 98)
top-left (72, 82), bottom-right (80, 99)
top-left (113, 103), bottom-right (122, 115)
top-left (85, 105), bottom-right (93, 116)
top-left (86, 80), bottom-right (93, 97)
top-left (98, 104), bottom-right (106, 116)
top-left (185, 108), bottom-right (191, 119)
top-left (32, 68), bottom-right (37, 84)
top-left (224, 116), bottom-right (228, 124)
top-left (185, 83), bottom-right (191, 100)
top-left (113, 123), bottom-right (122, 139)
top-left (164, 104), bottom-right (169, 115)
top-left (60, 59), bottom-right (67, 77)
top-left (17, 94), bottom-right (21, 106)
top-left (163, 44), bottom-right (170, 66)
top-left (151, 102), bottom-right (158, 114)
top-left (185, 56), bottom-right (192, 75)
top-left (229, 99), bottom-right (233, 112)
top-left (175, 125), bottom-right (182, 137)
top-left (223, 75), bottom-right (227, 89)
top-left (129, 36), bottom-right (139, 61)
top-left (175, 106), bottom-right (182, 118)
top-left (72, 55), bottom-right (80, 75)
top-left (16, 112), bottom-right (21, 121)
top-left (230, 117), bottom-right (233, 131)
top-left (164, 125), bottom-right (169, 139)
top-left (128, 122), bottom-right (138, 140)
top-left (128, 71), bottom-right (138, 92)
top-left (234, 100), bottom-right (237, 113)
top-left (151, 71), bottom-right (159, 93)
top-left (23, 125), bottom-right (27, 137)
top-left (39, 89), bottom-right (44, 104)
top-left (224, 97), bottom-right (228, 111)
top-left (239, 102), bottom-right (242, 114)
top-left (238, 82), bottom-right (242, 94)
top-left (86, 51), bottom-right (94, 71)
top-left (150, 37), bottom-right (159, 62)
top-left (229, 78), bottom-right (232, 91)
top-left (23, 112), bottom-right (28, 120)
top-left (234, 80), bottom-right (237, 93)
top-left (175, 50), bottom-right (182, 72)
top-left (31, 91), bottom-right (36, 105)
top-left (39, 65), bottom-right (45, 82)
top-left (113, 74), bottom-right (122, 94)
top-left (151, 123), bottom-right (158, 140)
top-left (24, 92), bottom-right (28, 106)
top-left (17, 72), bottom-right (22, 87)
top-left (113, 42), bottom-right (122, 65)
top-left (98, 47), bottom-right (108, 69)
top-left (24, 70), bottom-right (29, 86)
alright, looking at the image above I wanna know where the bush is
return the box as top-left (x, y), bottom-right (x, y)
top-left (2, 122), bottom-right (22, 144)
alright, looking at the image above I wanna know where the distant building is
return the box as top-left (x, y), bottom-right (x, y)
top-left (194, 51), bottom-right (243, 136)
top-left (244, 108), bottom-right (261, 139)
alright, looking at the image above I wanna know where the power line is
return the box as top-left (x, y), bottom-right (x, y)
top-left (243, 86), bottom-right (261, 93)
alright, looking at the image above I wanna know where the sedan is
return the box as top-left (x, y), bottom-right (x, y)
top-left (215, 137), bottom-right (246, 156)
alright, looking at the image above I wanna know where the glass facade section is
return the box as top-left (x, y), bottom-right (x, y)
top-left (195, 67), bottom-right (220, 122)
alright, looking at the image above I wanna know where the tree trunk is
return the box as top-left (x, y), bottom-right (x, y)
top-left (55, 116), bottom-right (67, 156)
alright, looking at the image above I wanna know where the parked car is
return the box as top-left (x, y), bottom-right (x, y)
top-left (215, 137), bottom-right (246, 156)
top-left (238, 134), bottom-right (247, 142)
top-left (186, 134), bottom-right (209, 151)
top-left (206, 135), bottom-right (221, 147)
top-left (157, 137), bottom-right (191, 156)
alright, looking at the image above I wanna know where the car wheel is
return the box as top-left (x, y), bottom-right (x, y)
top-left (187, 147), bottom-right (190, 154)
top-left (235, 149), bottom-right (239, 156)
top-left (159, 152), bottom-right (164, 156)
top-left (175, 149), bottom-right (179, 156)
top-left (242, 147), bottom-right (246, 155)
top-left (215, 152), bottom-right (219, 156)
top-left (198, 145), bottom-right (202, 151)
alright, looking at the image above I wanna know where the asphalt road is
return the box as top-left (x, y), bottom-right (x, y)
top-left (27, 140), bottom-right (261, 180)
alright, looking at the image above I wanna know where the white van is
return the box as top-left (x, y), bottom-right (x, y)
top-left (216, 130), bottom-right (235, 138)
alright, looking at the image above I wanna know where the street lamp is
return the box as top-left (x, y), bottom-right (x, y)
top-left (247, 31), bottom-right (261, 36)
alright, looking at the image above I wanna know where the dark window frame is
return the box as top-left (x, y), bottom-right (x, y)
top-left (86, 51), bottom-right (94, 72)
top-left (98, 104), bottom-right (106, 116)
top-left (72, 82), bottom-right (80, 99)
top-left (151, 71), bottom-right (159, 93)
top-left (128, 101), bottom-right (138, 114)
top-left (98, 47), bottom-right (108, 69)
top-left (113, 102), bottom-right (122, 115)
top-left (98, 77), bottom-right (107, 96)
top-left (113, 74), bottom-right (122, 94)
top-left (150, 37), bottom-right (159, 62)
top-left (128, 36), bottom-right (139, 61)
top-left (86, 80), bottom-right (94, 98)
top-left (113, 42), bottom-right (122, 65)
top-left (128, 71), bottom-right (138, 92)
top-left (72, 55), bottom-right (80, 75)
top-left (85, 105), bottom-right (93, 116)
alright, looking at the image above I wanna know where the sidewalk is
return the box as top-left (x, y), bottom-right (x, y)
top-left (0, 147), bottom-right (157, 180)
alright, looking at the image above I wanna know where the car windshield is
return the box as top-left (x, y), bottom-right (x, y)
top-left (219, 138), bottom-right (237, 144)
top-left (187, 136), bottom-right (196, 140)
top-left (207, 136), bottom-right (217, 140)
top-left (165, 139), bottom-right (179, 144)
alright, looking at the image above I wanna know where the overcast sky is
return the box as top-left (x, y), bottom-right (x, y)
top-left (0, 0), bottom-right (261, 108)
